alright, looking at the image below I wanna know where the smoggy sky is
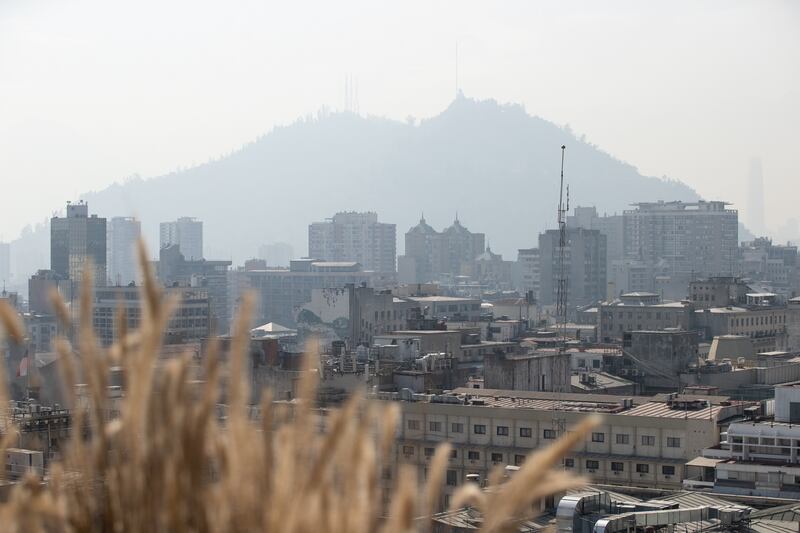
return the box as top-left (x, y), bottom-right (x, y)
top-left (1, 0), bottom-right (798, 240)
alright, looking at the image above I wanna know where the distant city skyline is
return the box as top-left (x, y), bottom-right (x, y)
top-left (1, 0), bottom-right (798, 244)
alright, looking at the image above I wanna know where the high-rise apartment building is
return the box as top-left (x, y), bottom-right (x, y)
top-left (567, 206), bottom-right (624, 275)
top-left (623, 201), bottom-right (738, 282)
top-left (308, 212), bottom-right (396, 272)
top-left (539, 227), bottom-right (607, 309)
top-left (515, 248), bottom-right (540, 300)
top-left (107, 217), bottom-right (141, 286)
top-left (160, 217), bottom-right (203, 261)
top-left (50, 201), bottom-right (106, 285)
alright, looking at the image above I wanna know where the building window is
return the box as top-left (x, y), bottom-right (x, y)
top-left (424, 447), bottom-right (434, 457)
top-left (586, 460), bottom-right (599, 470)
top-left (451, 423), bottom-right (464, 433)
top-left (666, 437), bottom-right (680, 448)
top-left (564, 458), bottom-right (574, 468)
top-left (662, 465), bottom-right (676, 476)
top-left (446, 470), bottom-right (458, 486)
top-left (491, 453), bottom-right (503, 463)
top-left (611, 462), bottom-right (624, 472)
top-left (429, 421), bottom-right (442, 432)
top-left (591, 432), bottom-right (605, 443)
top-left (450, 449), bottom-right (458, 459)
top-left (641, 435), bottom-right (655, 446)
top-left (514, 455), bottom-right (526, 466)
top-left (636, 464), bottom-right (650, 474)
top-left (473, 424), bottom-right (486, 435)
top-left (407, 420), bottom-right (420, 430)
top-left (402, 446), bottom-right (414, 455)
top-left (496, 426), bottom-right (509, 436)
top-left (467, 451), bottom-right (480, 461)
top-left (616, 434), bottom-right (630, 445)
top-left (520, 427), bottom-right (532, 438)
top-left (543, 429), bottom-right (556, 439)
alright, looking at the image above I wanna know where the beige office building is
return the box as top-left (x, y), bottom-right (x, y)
top-left (382, 388), bottom-right (746, 504)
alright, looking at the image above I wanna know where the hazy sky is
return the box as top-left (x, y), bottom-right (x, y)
top-left (1, 0), bottom-right (798, 241)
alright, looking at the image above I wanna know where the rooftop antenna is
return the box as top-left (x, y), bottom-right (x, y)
top-left (557, 145), bottom-right (569, 340)
top-left (553, 145), bottom-right (569, 441)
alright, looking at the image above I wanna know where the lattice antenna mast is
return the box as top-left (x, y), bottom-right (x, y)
top-left (552, 145), bottom-right (569, 440)
top-left (556, 145), bottom-right (569, 342)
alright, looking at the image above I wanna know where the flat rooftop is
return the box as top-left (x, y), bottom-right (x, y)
top-left (408, 296), bottom-right (477, 302)
top-left (416, 388), bottom-right (742, 420)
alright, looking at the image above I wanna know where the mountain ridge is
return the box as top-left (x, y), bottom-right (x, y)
top-left (10, 96), bottom-right (701, 281)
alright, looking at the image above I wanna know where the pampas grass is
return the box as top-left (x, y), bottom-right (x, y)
top-left (0, 241), bottom-right (599, 532)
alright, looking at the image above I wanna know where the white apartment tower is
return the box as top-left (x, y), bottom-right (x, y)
top-left (308, 212), bottom-right (396, 272)
top-left (160, 217), bottom-right (203, 261)
top-left (624, 201), bottom-right (737, 279)
top-left (107, 217), bottom-right (141, 286)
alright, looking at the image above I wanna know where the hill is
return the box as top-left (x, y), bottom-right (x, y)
top-left (11, 96), bottom-right (700, 279)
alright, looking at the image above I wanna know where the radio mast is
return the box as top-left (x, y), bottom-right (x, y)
top-left (556, 145), bottom-right (570, 338)
top-left (552, 145), bottom-right (569, 438)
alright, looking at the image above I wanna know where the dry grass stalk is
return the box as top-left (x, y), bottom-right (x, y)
top-left (0, 242), bottom-right (599, 532)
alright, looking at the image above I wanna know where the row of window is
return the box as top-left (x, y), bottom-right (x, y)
top-left (730, 314), bottom-right (785, 327)
top-left (407, 449), bottom-right (678, 478)
top-left (409, 447), bottom-right (530, 466)
top-left (593, 433), bottom-right (681, 448)
top-left (579, 460), bottom-right (675, 476)
top-left (409, 420), bottom-right (680, 447)
top-left (414, 420), bottom-right (534, 437)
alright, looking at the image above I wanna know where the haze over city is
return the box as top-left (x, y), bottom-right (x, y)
top-left (1, 2), bottom-right (800, 531)
top-left (1, 0), bottom-right (798, 244)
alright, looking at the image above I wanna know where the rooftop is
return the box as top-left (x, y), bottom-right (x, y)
top-left (404, 388), bottom-right (745, 420)
top-left (571, 372), bottom-right (634, 391)
top-left (409, 295), bottom-right (478, 303)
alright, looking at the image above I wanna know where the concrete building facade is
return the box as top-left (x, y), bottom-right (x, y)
top-left (156, 245), bottom-right (232, 334)
top-left (623, 201), bottom-right (738, 286)
top-left (483, 350), bottom-right (571, 392)
top-left (515, 248), bottom-right (540, 301)
top-left (107, 216), bottom-right (141, 286)
top-left (92, 285), bottom-right (210, 346)
top-left (50, 201), bottom-right (106, 285)
top-left (237, 259), bottom-right (395, 327)
top-left (599, 298), bottom-right (695, 343)
top-left (386, 389), bottom-right (741, 496)
top-left (299, 285), bottom-right (419, 346)
top-left (539, 228), bottom-right (607, 310)
top-left (400, 217), bottom-right (485, 283)
top-left (308, 211), bottom-right (396, 273)
top-left (694, 305), bottom-right (788, 353)
top-left (160, 217), bottom-right (203, 261)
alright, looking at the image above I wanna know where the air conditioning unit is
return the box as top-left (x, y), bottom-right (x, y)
top-left (639, 473), bottom-right (646, 477)
top-left (664, 475), bottom-right (672, 479)
top-left (631, 369), bottom-right (639, 377)
top-left (588, 469), bottom-right (596, 473)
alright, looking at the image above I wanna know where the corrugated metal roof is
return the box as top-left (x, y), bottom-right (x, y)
top-left (624, 402), bottom-right (723, 420)
top-left (658, 490), bottom-right (753, 512)
top-left (749, 502), bottom-right (800, 521)
top-left (686, 457), bottom-right (724, 468)
top-left (746, 519), bottom-right (800, 533)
